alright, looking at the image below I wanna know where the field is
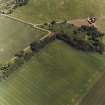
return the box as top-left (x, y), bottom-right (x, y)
top-left (0, 0), bottom-right (105, 105)
top-left (79, 72), bottom-right (105, 105)
top-left (11, 0), bottom-right (105, 24)
top-left (0, 16), bottom-right (47, 63)
top-left (0, 40), bottom-right (105, 105)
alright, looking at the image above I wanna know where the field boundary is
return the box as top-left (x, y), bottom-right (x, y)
top-left (0, 32), bottom-right (56, 80)
top-left (0, 14), bottom-right (104, 79)
top-left (76, 70), bottom-right (105, 105)
top-left (0, 14), bottom-right (105, 105)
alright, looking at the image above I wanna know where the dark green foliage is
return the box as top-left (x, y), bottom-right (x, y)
top-left (79, 26), bottom-right (105, 53)
top-left (30, 35), bottom-right (56, 52)
top-left (51, 23), bottom-right (105, 53)
top-left (78, 25), bottom-right (97, 32)
top-left (44, 23), bottom-right (48, 26)
top-left (0, 56), bottom-right (25, 80)
top-left (30, 42), bottom-right (40, 51)
top-left (15, 49), bottom-right (33, 61)
top-left (47, 22), bottom-right (73, 34)
top-left (51, 20), bottom-right (56, 25)
top-left (15, 50), bottom-right (24, 58)
top-left (56, 34), bottom-right (90, 51)
top-left (0, 63), bottom-right (11, 79)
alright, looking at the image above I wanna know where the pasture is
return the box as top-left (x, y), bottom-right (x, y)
top-left (0, 0), bottom-right (105, 105)
top-left (79, 72), bottom-right (105, 105)
top-left (0, 40), bottom-right (105, 105)
top-left (0, 16), bottom-right (47, 63)
top-left (11, 0), bottom-right (105, 24)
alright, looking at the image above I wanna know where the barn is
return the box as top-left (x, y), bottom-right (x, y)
top-left (16, 0), bottom-right (27, 5)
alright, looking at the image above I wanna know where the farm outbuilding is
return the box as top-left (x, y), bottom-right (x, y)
top-left (16, 0), bottom-right (27, 5)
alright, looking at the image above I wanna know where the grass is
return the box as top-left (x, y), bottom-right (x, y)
top-left (0, 16), bottom-right (47, 63)
top-left (79, 72), bottom-right (105, 105)
top-left (0, 0), bottom-right (105, 105)
top-left (0, 40), bottom-right (105, 105)
top-left (11, 0), bottom-right (105, 23)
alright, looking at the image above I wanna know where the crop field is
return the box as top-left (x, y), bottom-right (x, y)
top-left (0, 16), bottom-right (47, 63)
top-left (0, 40), bottom-right (105, 105)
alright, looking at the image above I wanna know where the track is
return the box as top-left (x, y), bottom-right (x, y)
top-left (0, 14), bottom-right (51, 33)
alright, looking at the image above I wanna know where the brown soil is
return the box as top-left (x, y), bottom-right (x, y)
top-left (70, 18), bottom-right (97, 28)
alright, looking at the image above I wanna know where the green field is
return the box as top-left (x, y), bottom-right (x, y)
top-left (79, 72), bottom-right (105, 105)
top-left (0, 40), bottom-right (105, 105)
top-left (0, 16), bottom-right (47, 63)
top-left (11, 0), bottom-right (105, 23)
top-left (0, 0), bottom-right (105, 105)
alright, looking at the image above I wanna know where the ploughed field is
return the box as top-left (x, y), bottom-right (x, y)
top-left (0, 40), bottom-right (105, 105)
top-left (0, 16), bottom-right (47, 63)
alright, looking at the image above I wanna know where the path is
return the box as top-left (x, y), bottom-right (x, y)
top-left (0, 14), bottom-right (51, 33)
top-left (78, 72), bottom-right (105, 105)
top-left (2, 14), bottom-right (103, 33)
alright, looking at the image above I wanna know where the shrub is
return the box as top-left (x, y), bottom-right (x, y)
top-left (30, 42), bottom-right (40, 51)
top-left (15, 50), bottom-right (24, 58)
top-left (23, 46), bottom-right (33, 61)
top-left (51, 20), bottom-right (56, 25)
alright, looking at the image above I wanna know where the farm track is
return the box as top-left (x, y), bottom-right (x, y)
top-left (0, 14), bottom-right (85, 33)
top-left (79, 72), bottom-right (105, 105)
top-left (0, 14), bottom-right (51, 33)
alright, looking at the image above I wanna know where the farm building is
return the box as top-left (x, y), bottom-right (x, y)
top-left (16, 0), bottom-right (27, 5)
top-left (87, 17), bottom-right (96, 27)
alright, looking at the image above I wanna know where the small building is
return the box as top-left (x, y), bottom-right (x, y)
top-left (16, 0), bottom-right (27, 5)
top-left (87, 17), bottom-right (96, 27)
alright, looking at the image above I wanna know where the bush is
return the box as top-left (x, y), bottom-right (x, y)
top-left (0, 64), bottom-right (10, 80)
top-left (30, 42), bottom-right (40, 51)
top-left (15, 50), bottom-right (24, 58)
top-left (51, 20), bottom-right (56, 25)
top-left (44, 23), bottom-right (48, 26)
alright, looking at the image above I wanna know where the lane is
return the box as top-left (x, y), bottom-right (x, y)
top-left (1, 14), bottom-right (51, 33)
